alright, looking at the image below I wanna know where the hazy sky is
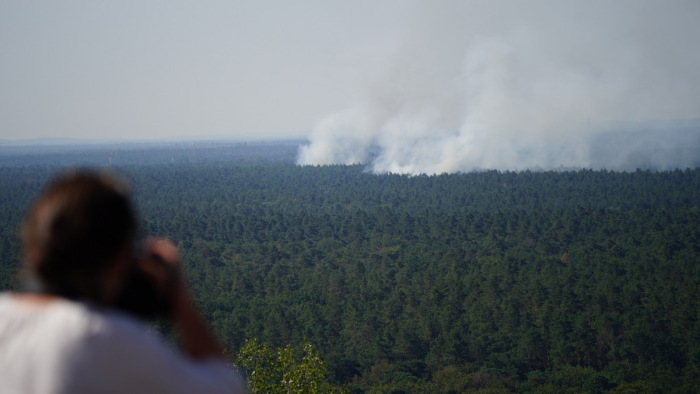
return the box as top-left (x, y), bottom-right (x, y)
top-left (1, 1), bottom-right (407, 140)
top-left (2, 1), bottom-right (699, 172)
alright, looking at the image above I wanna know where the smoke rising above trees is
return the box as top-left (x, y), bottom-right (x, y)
top-left (297, 1), bottom-right (700, 174)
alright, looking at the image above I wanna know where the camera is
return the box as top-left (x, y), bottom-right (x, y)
top-left (113, 245), bottom-right (173, 320)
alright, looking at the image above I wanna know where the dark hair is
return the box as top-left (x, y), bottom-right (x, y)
top-left (22, 170), bottom-right (136, 302)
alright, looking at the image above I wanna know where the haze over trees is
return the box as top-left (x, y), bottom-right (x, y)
top-left (0, 142), bottom-right (698, 392)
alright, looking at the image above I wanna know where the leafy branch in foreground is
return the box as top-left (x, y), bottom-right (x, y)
top-left (235, 338), bottom-right (345, 393)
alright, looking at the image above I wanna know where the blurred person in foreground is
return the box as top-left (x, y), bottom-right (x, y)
top-left (0, 170), bottom-right (245, 393)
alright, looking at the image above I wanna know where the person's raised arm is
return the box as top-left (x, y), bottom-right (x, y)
top-left (142, 238), bottom-right (224, 360)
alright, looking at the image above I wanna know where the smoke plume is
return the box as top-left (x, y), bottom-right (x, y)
top-left (298, 1), bottom-right (700, 174)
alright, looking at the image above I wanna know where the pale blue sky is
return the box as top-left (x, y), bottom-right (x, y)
top-left (1, 1), bottom-right (699, 144)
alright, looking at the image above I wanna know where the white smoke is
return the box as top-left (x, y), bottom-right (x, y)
top-left (297, 1), bottom-right (700, 174)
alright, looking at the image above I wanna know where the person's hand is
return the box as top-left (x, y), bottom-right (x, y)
top-left (146, 237), bottom-right (180, 266)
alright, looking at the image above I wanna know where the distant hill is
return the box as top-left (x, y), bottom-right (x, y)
top-left (0, 139), bottom-right (305, 167)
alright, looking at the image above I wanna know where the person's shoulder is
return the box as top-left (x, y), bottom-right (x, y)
top-left (75, 307), bottom-right (247, 393)
top-left (74, 303), bottom-right (161, 347)
top-left (12, 296), bottom-right (156, 350)
top-left (0, 293), bottom-right (93, 335)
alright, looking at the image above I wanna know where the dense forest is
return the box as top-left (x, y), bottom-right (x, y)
top-left (0, 145), bottom-right (699, 392)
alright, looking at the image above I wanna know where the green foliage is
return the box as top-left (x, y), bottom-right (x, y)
top-left (235, 338), bottom-right (342, 393)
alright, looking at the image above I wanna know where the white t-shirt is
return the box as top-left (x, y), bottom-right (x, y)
top-left (0, 294), bottom-right (246, 394)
